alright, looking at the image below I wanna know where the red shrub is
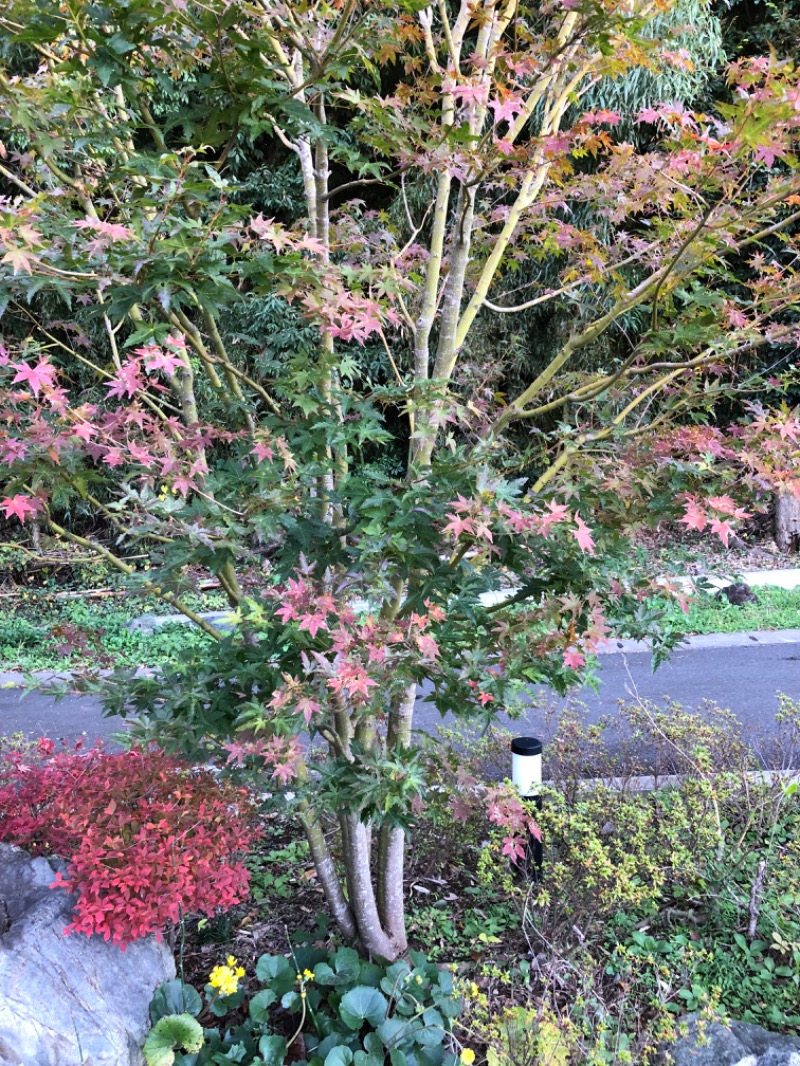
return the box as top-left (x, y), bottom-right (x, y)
top-left (0, 741), bottom-right (258, 946)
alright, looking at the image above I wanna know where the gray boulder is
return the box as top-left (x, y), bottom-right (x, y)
top-left (0, 844), bottom-right (175, 1066)
top-left (656, 1013), bottom-right (800, 1065)
top-left (128, 610), bottom-right (235, 634)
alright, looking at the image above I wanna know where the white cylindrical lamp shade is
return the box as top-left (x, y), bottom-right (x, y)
top-left (511, 736), bottom-right (542, 797)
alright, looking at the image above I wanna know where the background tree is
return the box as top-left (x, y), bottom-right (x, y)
top-left (2, 0), bottom-right (800, 959)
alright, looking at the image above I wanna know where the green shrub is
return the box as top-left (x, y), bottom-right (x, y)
top-left (455, 700), bottom-right (800, 1060)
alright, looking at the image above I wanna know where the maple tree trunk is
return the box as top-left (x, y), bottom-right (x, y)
top-left (774, 493), bottom-right (800, 553)
top-left (376, 683), bottom-right (416, 954)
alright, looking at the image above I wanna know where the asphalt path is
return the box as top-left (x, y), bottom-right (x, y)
top-left (2, 634), bottom-right (799, 765)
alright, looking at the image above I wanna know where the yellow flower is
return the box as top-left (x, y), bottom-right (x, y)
top-left (303, 968), bottom-right (315, 981)
top-left (460, 1050), bottom-right (476, 1065)
top-left (209, 958), bottom-right (243, 998)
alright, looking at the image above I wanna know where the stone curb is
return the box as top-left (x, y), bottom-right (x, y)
top-left (566, 767), bottom-right (800, 793)
top-left (597, 627), bottom-right (800, 655)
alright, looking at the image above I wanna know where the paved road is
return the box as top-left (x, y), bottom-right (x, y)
top-left (2, 634), bottom-right (799, 763)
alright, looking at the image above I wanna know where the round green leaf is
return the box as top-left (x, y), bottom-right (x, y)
top-left (249, 988), bottom-right (278, 1023)
top-left (258, 1033), bottom-right (288, 1066)
top-left (149, 980), bottom-right (203, 1024)
top-left (339, 986), bottom-right (389, 1030)
top-left (325, 1049), bottom-right (354, 1066)
top-left (143, 1014), bottom-right (204, 1066)
top-left (414, 1008), bottom-right (445, 1047)
top-left (255, 955), bottom-right (296, 998)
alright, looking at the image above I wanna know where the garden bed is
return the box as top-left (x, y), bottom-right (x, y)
top-left (165, 703), bottom-right (800, 1064)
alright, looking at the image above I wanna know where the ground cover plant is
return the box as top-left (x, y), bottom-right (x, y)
top-left (146, 946), bottom-right (467, 1066)
top-left (0, 584), bottom-right (224, 672)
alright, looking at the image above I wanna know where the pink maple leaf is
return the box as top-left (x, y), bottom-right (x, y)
top-left (272, 759), bottom-right (298, 785)
top-left (679, 499), bottom-right (707, 532)
top-left (252, 442), bottom-right (275, 463)
top-left (706, 494), bottom-right (739, 516)
top-left (489, 96), bottom-right (524, 124)
top-left (709, 517), bottom-right (734, 546)
top-left (725, 305), bottom-right (749, 329)
top-left (637, 106), bottom-right (662, 124)
top-left (447, 81), bottom-right (490, 107)
top-left (72, 422), bottom-right (96, 442)
top-left (539, 500), bottom-right (570, 534)
top-left (572, 516), bottom-right (596, 555)
top-left (416, 632), bottom-right (440, 660)
top-left (501, 836), bottom-right (526, 862)
top-left (12, 359), bottom-right (57, 397)
top-left (443, 514), bottom-right (476, 538)
top-left (753, 143), bottom-right (787, 168)
top-left (297, 612), bottom-right (329, 638)
top-left (776, 421), bottom-right (800, 443)
top-left (171, 474), bottom-right (196, 498)
top-left (346, 671), bottom-right (378, 699)
top-left (72, 218), bottom-right (133, 241)
top-left (1, 494), bottom-right (39, 522)
top-left (141, 347), bottom-right (187, 375)
top-left (295, 698), bottom-right (321, 726)
top-left (563, 648), bottom-right (586, 670)
top-left (0, 438), bottom-right (27, 463)
top-left (128, 442), bottom-right (157, 468)
top-left (528, 819), bottom-right (542, 842)
top-left (106, 362), bottom-right (144, 399)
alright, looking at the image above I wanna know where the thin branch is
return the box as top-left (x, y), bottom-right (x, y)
top-left (0, 163), bottom-right (36, 198)
top-left (43, 516), bottom-right (225, 640)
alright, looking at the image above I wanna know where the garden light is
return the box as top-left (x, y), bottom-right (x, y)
top-left (511, 736), bottom-right (542, 797)
top-left (511, 736), bottom-right (543, 880)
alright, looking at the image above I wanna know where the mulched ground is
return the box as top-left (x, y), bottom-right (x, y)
top-left (637, 519), bottom-right (795, 573)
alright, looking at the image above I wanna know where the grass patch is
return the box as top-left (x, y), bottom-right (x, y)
top-left (668, 584), bottom-right (800, 634)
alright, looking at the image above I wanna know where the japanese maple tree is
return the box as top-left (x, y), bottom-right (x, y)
top-left (2, 0), bottom-right (800, 958)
